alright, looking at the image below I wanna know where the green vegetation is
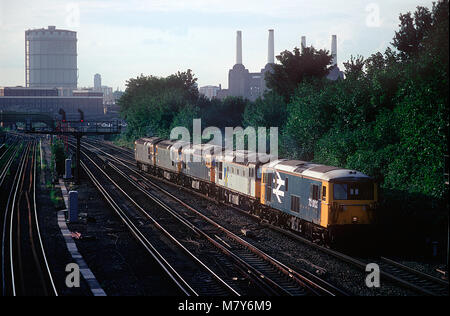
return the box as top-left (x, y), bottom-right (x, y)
top-left (49, 187), bottom-right (63, 205)
top-left (40, 141), bottom-right (65, 209)
top-left (117, 69), bottom-right (250, 141)
top-left (281, 2), bottom-right (448, 218)
top-left (117, 2), bottom-right (448, 232)
top-left (51, 139), bottom-right (67, 176)
top-left (265, 46), bottom-right (333, 101)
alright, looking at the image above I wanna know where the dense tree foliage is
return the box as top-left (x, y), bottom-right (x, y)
top-left (281, 1), bottom-right (448, 217)
top-left (118, 70), bottom-right (249, 140)
top-left (51, 139), bottom-right (67, 176)
top-left (118, 1), bottom-right (448, 228)
top-left (243, 91), bottom-right (286, 129)
top-left (265, 47), bottom-right (333, 101)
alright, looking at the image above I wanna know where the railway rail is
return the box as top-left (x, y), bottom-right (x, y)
top-left (1, 138), bottom-right (26, 295)
top-left (1, 139), bottom-right (21, 188)
top-left (258, 221), bottom-right (449, 296)
top-left (70, 141), bottom-right (242, 296)
top-left (76, 138), bottom-right (347, 296)
top-left (86, 139), bottom-right (449, 296)
top-left (1, 140), bottom-right (57, 296)
top-left (376, 257), bottom-right (448, 296)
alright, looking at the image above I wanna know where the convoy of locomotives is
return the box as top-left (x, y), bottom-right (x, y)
top-left (135, 137), bottom-right (378, 243)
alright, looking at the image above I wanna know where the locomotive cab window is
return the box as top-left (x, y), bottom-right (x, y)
top-left (334, 183), bottom-right (347, 200)
top-left (322, 186), bottom-right (327, 201)
top-left (333, 182), bottom-right (374, 200)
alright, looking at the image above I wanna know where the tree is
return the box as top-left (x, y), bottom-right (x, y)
top-left (282, 80), bottom-right (335, 160)
top-left (202, 97), bottom-right (248, 129)
top-left (243, 91), bottom-right (286, 129)
top-left (51, 140), bottom-right (67, 176)
top-left (343, 55), bottom-right (365, 80)
top-left (118, 70), bottom-right (201, 140)
top-left (392, 1), bottom-right (449, 61)
top-left (170, 104), bottom-right (200, 137)
top-left (265, 46), bottom-right (333, 101)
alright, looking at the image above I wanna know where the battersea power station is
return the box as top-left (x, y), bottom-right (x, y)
top-left (214, 30), bottom-right (343, 101)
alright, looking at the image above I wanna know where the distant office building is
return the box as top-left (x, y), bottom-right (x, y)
top-left (93, 74), bottom-right (114, 104)
top-left (91, 73), bottom-right (114, 104)
top-left (103, 89), bottom-right (124, 115)
top-left (94, 74), bottom-right (102, 91)
top-left (0, 86), bottom-right (103, 117)
top-left (101, 86), bottom-right (114, 104)
top-left (199, 85), bottom-right (221, 100)
top-left (25, 26), bottom-right (78, 96)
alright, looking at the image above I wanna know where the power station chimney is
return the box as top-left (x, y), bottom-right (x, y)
top-left (236, 30), bottom-right (243, 65)
top-left (268, 29), bottom-right (274, 64)
top-left (301, 36), bottom-right (306, 52)
top-left (331, 35), bottom-right (337, 66)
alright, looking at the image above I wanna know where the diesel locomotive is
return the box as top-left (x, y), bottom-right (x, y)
top-left (135, 137), bottom-right (377, 243)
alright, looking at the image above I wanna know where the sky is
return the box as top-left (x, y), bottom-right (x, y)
top-left (0, 0), bottom-right (435, 91)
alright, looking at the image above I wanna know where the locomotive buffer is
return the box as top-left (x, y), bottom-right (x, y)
top-left (25, 109), bottom-right (121, 184)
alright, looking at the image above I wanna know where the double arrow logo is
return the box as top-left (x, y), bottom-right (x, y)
top-left (272, 171), bottom-right (285, 203)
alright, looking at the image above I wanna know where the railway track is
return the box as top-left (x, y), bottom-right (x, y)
top-left (1, 140), bottom-right (57, 296)
top-left (71, 142), bottom-right (243, 296)
top-left (76, 139), bottom-right (347, 296)
top-left (1, 140), bottom-right (22, 188)
top-left (375, 257), bottom-right (448, 296)
top-left (86, 139), bottom-right (450, 296)
top-left (257, 223), bottom-right (449, 296)
top-left (1, 138), bottom-right (26, 295)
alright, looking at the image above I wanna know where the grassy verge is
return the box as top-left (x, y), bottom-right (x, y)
top-left (41, 141), bottom-right (66, 210)
top-left (104, 134), bottom-right (135, 150)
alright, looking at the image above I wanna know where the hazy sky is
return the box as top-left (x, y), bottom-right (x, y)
top-left (0, 0), bottom-right (434, 91)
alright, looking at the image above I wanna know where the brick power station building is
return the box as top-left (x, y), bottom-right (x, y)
top-left (214, 30), bottom-right (343, 101)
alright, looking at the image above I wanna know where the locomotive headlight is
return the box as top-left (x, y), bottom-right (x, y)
top-left (352, 216), bottom-right (358, 223)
